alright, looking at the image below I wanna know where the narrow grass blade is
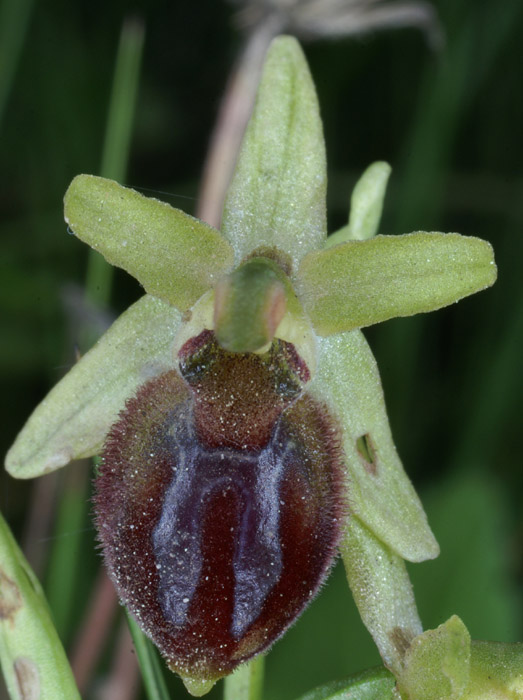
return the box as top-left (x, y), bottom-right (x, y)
top-left (126, 613), bottom-right (170, 700)
top-left (0, 0), bottom-right (35, 128)
top-left (86, 16), bottom-right (146, 309)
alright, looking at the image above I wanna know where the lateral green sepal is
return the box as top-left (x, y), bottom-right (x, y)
top-left (298, 232), bottom-right (497, 335)
top-left (64, 174), bottom-right (234, 311)
top-left (0, 511), bottom-right (81, 699)
top-left (221, 36), bottom-right (327, 269)
top-left (314, 331), bottom-right (439, 562)
top-left (5, 295), bottom-right (181, 478)
top-left (340, 517), bottom-right (422, 678)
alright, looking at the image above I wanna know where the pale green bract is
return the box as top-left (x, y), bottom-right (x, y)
top-left (4, 35), bottom-right (505, 700)
top-left (0, 513), bottom-right (81, 700)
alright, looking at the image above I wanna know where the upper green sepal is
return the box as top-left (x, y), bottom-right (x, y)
top-left (64, 174), bottom-right (234, 311)
top-left (298, 232), bottom-right (497, 335)
top-left (0, 512), bottom-right (81, 699)
top-left (5, 295), bottom-right (181, 478)
top-left (221, 36), bottom-right (327, 269)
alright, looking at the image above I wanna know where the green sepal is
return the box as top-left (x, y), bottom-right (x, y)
top-left (314, 331), bottom-right (439, 562)
top-left (298, 232), bottom-right (497, 335)
top-left (295, 667), bottom-right (395, 700)
top-left (399, 615), bottom-right (471, 700)
top-left (221, 36), bottom-right (327, 269)
top-left (214, 257), bottom-right (287, 353)
top-left (64, 174), bottom-right (234, 311)
top-left (340, 517), bottom-right (422, 678)
top-left (0, 511), bottom-right (81, 700)
top-left (5, 295), bottom-right (181, 478)
top-left (325, 161), bottom-right (391, 248)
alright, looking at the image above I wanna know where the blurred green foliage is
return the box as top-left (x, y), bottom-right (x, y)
top-left (1, 0), bottom-right (521, 698)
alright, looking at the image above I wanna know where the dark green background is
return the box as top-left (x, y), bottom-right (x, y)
top-left (1, 0), bottom-right (521, 698)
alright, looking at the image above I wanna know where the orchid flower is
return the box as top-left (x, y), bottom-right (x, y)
top-left (5, 37), bottom-right (498, 697)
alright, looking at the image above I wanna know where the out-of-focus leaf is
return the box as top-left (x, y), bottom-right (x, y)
top-left (298, 233), bottom-right (497, 335)
top-left (314, 331), bottom-right (438, 562)
top-left (295, 666), bottom-right (395, 700)
top-left (0, 511), bottom-right (81, 700)
top-left (222, 36), bottom-right (327, 269)
top-left (65, 174), bottom-right (234, 311)
top-left (5, 295), bottom-right (181, 478)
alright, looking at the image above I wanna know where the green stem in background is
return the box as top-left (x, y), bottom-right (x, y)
top-left (43, 11), bottom-right (145, 667)
top-left (85, 16), bottom-right (145, 309)
top-left (126, 614), bottom-right (171, 700)
top-left (223, 656), bottom-right (265, 700)
top-left (0, 0), bottom-right (35, 130)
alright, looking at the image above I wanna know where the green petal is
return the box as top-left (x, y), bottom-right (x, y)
top-left (221, 36), bottom-right (327, 270)
top-left (314, 331), bottom-right (439, 562)
top-left (298, 232), bottom-right (497, 335)
top-left (5, 295), bottom-right (180, 479)
top-left (399, 616), bottom-right (471, 700)
top-left (0, 512), bottom-right (81, 699)
top-left (340, 516), bottom-right (422, 678)
top-left (64, 174), bottom-right (234, 311)
top-left (325, 161), bottom-right (391, 248)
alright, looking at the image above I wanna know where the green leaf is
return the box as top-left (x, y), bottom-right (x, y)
top-left (64, 174), bottom-right (234, 311)
top-left (325, 161), bottom-right (391, 248)
top-left (0, 511), bottom-right (81, 700)
top-left (340, 517), bottom-right (422, 678)
top-left (399, 615), bottom-right (471, 700)
top-left (314, 330), bottom-right (439, 562)
top-left (5, 294), bottom-right (181, 478)
top-left (297, 232), bottom-right (497, 335)
top-left (295, 667), bottom-right (395, 700)
top-left (221, 36), bottom-right (327, 270)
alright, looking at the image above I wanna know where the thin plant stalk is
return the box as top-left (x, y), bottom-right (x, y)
top-left (223, 656), bottom-right (265, 700)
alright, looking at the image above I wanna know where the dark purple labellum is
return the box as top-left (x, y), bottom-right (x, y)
top-left (94, 332), bottom-right (344, 685)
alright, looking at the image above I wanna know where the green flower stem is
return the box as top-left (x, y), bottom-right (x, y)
top-left (0, 511), bottom-right (81, 700)
top-left (126, 613), bottom-right (170, 700)
top-left (223, 656), bottom-right (265, 700)
top-left (85, 17), bottom-right (145, 309)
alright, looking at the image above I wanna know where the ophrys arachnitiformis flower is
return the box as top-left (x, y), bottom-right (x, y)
top-left (5, 37), bottom-right (496, 695)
